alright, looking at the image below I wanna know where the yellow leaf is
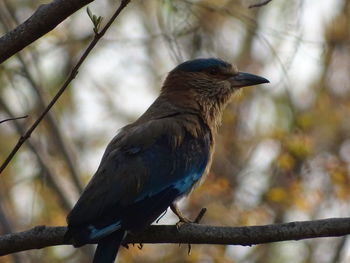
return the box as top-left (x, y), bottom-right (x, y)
top-left (266, 187), bottom-right (288, 203)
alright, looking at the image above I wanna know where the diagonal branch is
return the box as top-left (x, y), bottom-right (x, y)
top-left (0, 3), bottom-right (84, 193)
top-left (0, 0), bottom-right (131, 175)
top-left (0, 98), bottom-right (73, 211)
top-left (1, 217), bottom-right (350, 256)
top-left (0, 0), bottom-right (95, 64)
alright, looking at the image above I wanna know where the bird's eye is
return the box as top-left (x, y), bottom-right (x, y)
top-left (209, 68), bottom-right (219, 75)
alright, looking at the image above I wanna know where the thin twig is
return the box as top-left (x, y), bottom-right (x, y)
top-left (0, 115), bottom-right (28, 124)
top-left (0, 1), bottom-right (84, 193)
top-left (249, 0), bottom-right (272, 8)
top-left (0, 98), bottom-right (72, 211)
top-left (0, 0), bottom-right (131, 175)
top-left (194, 208), bottom-right (207, 223)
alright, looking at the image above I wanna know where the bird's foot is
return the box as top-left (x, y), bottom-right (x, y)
top-left (171, 203), bottom-right (207, 229)
top-left (175, 219), bottom-right (190, 229)
top-left (170, 203), bottom-right (192, 229)
top-left (172, 206), bottom-right (207, 253)
top-left (176, 212), bottom-right (192, 224)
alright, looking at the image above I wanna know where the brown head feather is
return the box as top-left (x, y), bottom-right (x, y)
top-left (160, 61), bottom-right (239, 132)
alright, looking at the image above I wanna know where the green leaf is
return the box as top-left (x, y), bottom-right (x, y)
top-left (86, 7), bottom-right (93, 21)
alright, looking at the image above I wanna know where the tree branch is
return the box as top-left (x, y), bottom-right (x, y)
top-left (1, 218), bottom-right (350, 256)
top-left (0, 0), bottom-right (131, 175)
top-left (0, 2), bottom-right (84, 193)
top-left (0, 115), bottom-right (28, 124)
top-left (0, 0), bottom-right (96, 64)
top-left (0, 98), bottom-right (73, 211)
top-left (249, 0), bottom-right (273, 8)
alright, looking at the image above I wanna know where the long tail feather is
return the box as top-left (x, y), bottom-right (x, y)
top-left (93, 230), bottom-right (125, 263)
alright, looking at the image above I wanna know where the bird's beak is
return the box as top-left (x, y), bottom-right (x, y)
top-left (229, 72), bottom-right (269, 88)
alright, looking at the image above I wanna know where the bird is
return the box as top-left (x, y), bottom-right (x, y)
top-left (65, 58), bottom-right (269, 263)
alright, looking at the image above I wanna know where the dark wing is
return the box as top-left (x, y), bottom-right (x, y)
top-left (66, 118), bottom-right (211, 246)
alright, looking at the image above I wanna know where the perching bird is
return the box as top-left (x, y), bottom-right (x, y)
top-left (65, 58), bottom-right (269, 263)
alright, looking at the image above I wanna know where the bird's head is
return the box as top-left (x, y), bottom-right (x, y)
top-left (163, 58), bottom-right (268, 95)
top-left (161, 58), bottom-right (269, 129)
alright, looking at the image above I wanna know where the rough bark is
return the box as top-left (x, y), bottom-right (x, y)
top-left (0, 0), bottom-right (95, 63)
top-left (1, 217), bottom-right (350, 256)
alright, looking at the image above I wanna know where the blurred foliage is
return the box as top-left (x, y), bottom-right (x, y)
top-left (1, 0), bottom-right (350, 262)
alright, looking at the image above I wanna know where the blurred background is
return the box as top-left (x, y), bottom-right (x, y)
top-left (1, 0), bottom-right (350, 262)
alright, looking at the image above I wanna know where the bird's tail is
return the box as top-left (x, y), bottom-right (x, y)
top-left (93, 230), bottom-right (126, 263)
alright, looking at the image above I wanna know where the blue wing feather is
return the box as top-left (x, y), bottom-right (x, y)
top-left (136, 134), bottom-right (209, 200)
top-left (92, 133), bottom-right (209, 237)
top-left (66, 126), bottom-right (211, 246)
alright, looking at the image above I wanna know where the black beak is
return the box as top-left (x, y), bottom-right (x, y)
top-left (230, 72), bottom-right (269, 88)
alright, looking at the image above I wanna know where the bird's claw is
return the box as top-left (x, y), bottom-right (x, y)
top-left (174, 207), bottom-right (207, 230)
top-left (175, 217), bottom-right (192, 229)
top-left (171, 203), bottom-right (193, 229)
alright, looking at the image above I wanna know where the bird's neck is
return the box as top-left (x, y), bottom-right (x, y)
top-left (195, 91), bottom-right (232, 132)
top-left (140, 90), bottom-right (231, 134)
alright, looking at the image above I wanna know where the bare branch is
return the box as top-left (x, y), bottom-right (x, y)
top-left (1, 218), bottom-right (350, 256)
top-left (0, 0), bottom-right (96, 64)
top-left (0, 1), bottom-right (84, 193)
top-left (0, 115), bottom-right (28, 124)
top-left (0, 0), bottom-right (131, 175)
